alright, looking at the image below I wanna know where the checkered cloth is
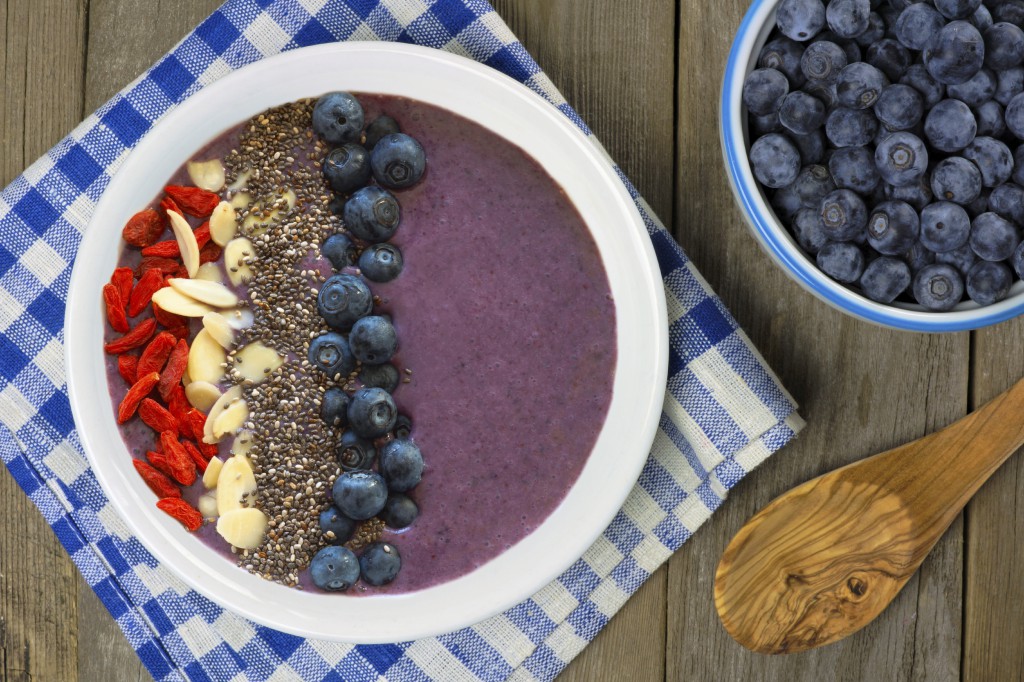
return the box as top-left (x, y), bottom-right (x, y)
top-left (0, 1), bottom-right (803, 679)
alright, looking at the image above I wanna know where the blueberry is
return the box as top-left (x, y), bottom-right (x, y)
top-left (363, 115), bottom-right (400, 150)
top-left (777, 0), bottom-right (827, 40)
top-left (905, 240), bottom-right (937, 273)
top-left (817, 241), bottom-right (866, 282)
top-left (308, 332), bottom-right (355, 378)
top-left (874, 84), bottom-right (924, 130)
top-left (984, 22), bottom-right (1024, 69)
top-left (859, 256), bottom-right (912, 302)
top-left (358, 243), bottom-right (404, 283)
top-left (779, 92), bottom-right (827, 135)
top-left (963, 136), bottom-right (1014, 187)
top-left (924, 21), bottom-right (985, 85)
top-left (791, 208), bottom-right (830, 254)
top-left (393, 414), bottom-right (412, 440)
top-left (913, 263), bottom-right (965, 310)
top-left (349, 315), bottom-right (397, 365)
top-left (343, 186), bottom-right (401, 243)
top-left (379, 439), bottom-right (424, 492)
top-left (319, 506), bottom-right (357, 545)
top-left (819, 189), bottom-right (868, 241)
top-left (323, 143), bottom-right (371, 195)
top-left (829, 146), bottom-right (880, 193)
top-left (1013, 241), bottom-right (1024, 279)
top-left (934, 242), bottom-right (978, 274)
top-left (347, 387), bottom-right (398, 438)
top-left (970, 212), bottom-right (1020, 261)
top-left (743, 68), bottom-right (790, 116)
top-left (874, 131), bottom-right (929, 186)
top-left (836, 62), bottom-right (888, 109)
top-left (974, 100), bottom-right (1006, 138)
top-left (750, 111), bottom-right (783, 136)
top-left (318, 273), bottom-right (373, 331)
top-left (332, 470), bottom-right (388, 521)
top-left (867, 200), bottom-right (920, 254)
top-left (924, 99), bottom-right (977, 152)
top-left (992, 183), bottom-right (1024, 225)
top-left (337, 430), bottom-right (377, 472)
top-left (946, 67), bottom-right (997, 105)
top-left (826, 107), bottom-right (879, 147)
top-left (322, 233), bottom-right (358, 270)
top-left (866, 39), bottom-right (911, 81)
top-left (371, 133), bottom-right (426, 189)
top-left (934, 0), bottom-right (982, 21)
top-left (772, 183), bottom-right (804, 221)
top-left (855, 12), bottom-right (888, 47)
top-left (312, 92), bottom-right (364, 146)
top-left (789, 129), bottom-right (827, 164)
top-left (792, 165), bottom-right (837, 207)
top-left (360, 542), bottom-right (401, 586)
top-left (996, 66), bottom-right (1024, 105)
top-left (966, 187), bottom-right (991, 218)
top-left (801, 41), bottom-right (847, 82)
top-left (895, 4), bottom-right (947, 51)
top-left (310, 545), bottom-right (360, 591)
top-left (1014, 145), bottom-right (1024, 185)
top-left (758, 38), bottom-right (808, 87)
top-left (750, 133), bottom-right (802, 187)
top-left (802, 79), bottom-right (839, 109)
top-left (885, 177), bottom-right (934, 211)
top-left (320, 387), bottom-right (350, 428)
top-left (970, 4), bottom-right (994, 32)
top-left (827, 0), bottom-right (872, 38)
top-left (901, 65), bottom-right (945, 109)
top-left (359, 362), bottom-right (400, 392)
top-left (1005, 92), bottom-right (1024, 139)
top-left (966, 260), bottom-right (1013, 305)
top-left (920, 201), bottom-right (972, 252)
top-left (993, 0), bottom-right (1024, 27)
top-left (930, 157), bottom-right (983, 205)
top-left (381, 494), bottom-right (418, 529)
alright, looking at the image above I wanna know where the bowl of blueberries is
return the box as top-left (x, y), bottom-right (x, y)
top-left (722, 0), bottom-right (1024, 331)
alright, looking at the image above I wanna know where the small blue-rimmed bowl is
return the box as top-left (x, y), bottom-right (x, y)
top-left (721, 0), bottom-right (1024, 332)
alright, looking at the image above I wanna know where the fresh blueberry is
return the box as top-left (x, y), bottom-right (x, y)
top-left (867, 200), bottom-right (920, 254)
top-left (358, 243), bottom-right (404, 283)
top-left (900, 64), bottom-right (945, 109)
top-left (924, 99), bottom-right (977, 152)
top-left (363, 115), bottom-right (400, 151)
top-left (360, 541), bottom-right (401, 586)
top-left (322, 233), bottom-right (358, 270)
top-left (777, 0), bottom-right (827, 41)
top-left (963, 136), bottom-right (1014, 187)
top-left (331, 470), bottom-right (388, 521)
top-left (319, 506), bottom-right (357, 545)
top-left (802, 79), bottom-right (839, 109)
top-left (970, 4), bottom-right (994, 32)
top-left (337, 430), bottom-right (376, 472)
top-left (816, 30), bottom-right (862, 62)
top-left (934, 243), bottom-right (978, 275)
top-left (393, 414), bottom-right (412, 440)
top-left (779, 92), bottom-right (826, 135)
top-left (984, 22), bottom-right (1024, 69)
top-left (1013, 241), bottom-right (1024, 279)
top-left (974, 100), bottom-right (1006, 138)
top-left (318, 273), bottom-right (373, 330)
top-left (859, 256), bottom-right (912, 302)
top-left (930, 157), bottom-right (983, 205)
top-left (934, 0), bottom-right (982, 21)
top-left (827, 0), bottom-right (872, 39)
top-left (885, 177), bottom-right (934, 211)
top-left (990, 182), bottom-right (1024, 225)
top-left (312, 92), bottom-right (364, 146)
top-left (750, 111), bottom-right (783, 136)
top-left (758, 38), bottom-right (808, 87)
top-left (320, 387), bottom-right (350, 428)
top-left (379, 439), bottom-right (424, 492)
top-left (819, 189), bottom-right (868, 241)
top-left (323, 143), bottom-right (371, 195)
top-left (829, 146), bottom-right (880, 193)
top-left (772, 183), bottom-right (804, 221)
top-left (349, 315), bottom-right (397, 365)
top-left (817, 241), bottom-right (865, 282)
top-left (381, 494), bottom-right (418, 529)
top-left (920, 201), bottom-right (972, 252)
top-left (1005, 92), bottom-right (1024, 139)
top-left (791, 208), bottom-right (830, 254)
top-left (966, 187), bottom-right (991, 218)
top-left (913, 263), bottom-right (965, 310)
top-left (855, 11), bottom-right (888, 47)
top-left (789, 129), bottom-right (827, 164)
top-left (371, 133), bottom-right (426, 189)
top-left (993, 0), bottom-right (1024, 26)
top-left (743, 68), bottom-right (791, 116)
top-left (826, 107), bottom-right (879, 147)
top-left (310, 545), bottom-right (360, 591)
top-left (1013, 145), bottom-right (1024, 186)
top-left (996, 66), bottom-right (1024, 105)
top-left (947, 67), bottom-right (997, 105)
top-left (874, 132), bottom-right (929, 186)
top-left (347, 387), bottom-right (398, 438)
top-left (874, 84), bottom-right (924, 130)
top-left (750, 133), bottom-right (802, 187)
top-left (966, 260), bottom-right (1013, 304)
top-left (836, 62), bottom-right (888, 109)
top-left (905, 240), bottom-right (937, 273)
top-left (343, 186), bottom-right (401, 243)
top-left (895, 4), bottom-right (947, 51)
top-left (970, 212), bottom-right (1021, 261)
top-left (308, 332), bottom-right (355, 379)
top-left (866, 39), bottom-right (911, 81)
top-left (791, 165), bottom-right (837, 207)
top-left (924, 21), bottom-right (985, 85)
top-left (359, 362), bottom-right (400, 392)
top-left (801, 41), bottom-right (847, 82)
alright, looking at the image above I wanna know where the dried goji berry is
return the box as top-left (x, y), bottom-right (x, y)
top-left (158, 339), bottom-right (189, 401)
top-left (165, 185), bottom-right (219, 218)
top-left (128, 268), bottom-right (165, 317)
top-left (156, 498), bottom-right (202, 532)
top-left (146, 451), bottom-right (176, 480)
top-left (166, 325), bottom-right (190, 341)
top-left (140, 239), bottom-right (181, 258)
top-left (132, 459), bottom-right (181, 499)
top-left (199, 440), bottom-right (219, 459)
top-left (160, 195), bottom-right (183, 218)
top-left (185, 409), bottom-right (208, 445)
top-left (151, 302), bottom-right (186, 329)
top-left (199, 241), bottom-right (222, 264)
top-left (194, 222), bottom-right (211, 249)
top-left (173, 265), bottom-right (191, 279)
top-left (105, 319), bottom-right (157, 355)
top-left (110, 267), bottom-right (134, 303)
top-left (182, 440), bottom-right (208, 473)
top-left (137, 256), bottom-right (179, 278)
top-left (160, 431), bottom-right (196, 486)
top-left (167, 385), bottom-right (190, 430)
top-left (102, 283), bottom-right (129, 333)
top-left (139, 398), bottom-right (178, 435)
top-left (117, 354), bottom-right (138, 385)
top-left (137, 331), bottom-right (176, 377)
top-left (116, 371), bottom-right (160, 423)
top-left (122, 209), bottom-right (165, 247)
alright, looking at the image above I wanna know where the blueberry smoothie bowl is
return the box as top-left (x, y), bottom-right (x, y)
top-left (65, 44), bottom-right (666, 642)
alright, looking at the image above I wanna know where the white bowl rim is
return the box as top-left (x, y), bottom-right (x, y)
top-left (65, 42), bottom-right (668, 642)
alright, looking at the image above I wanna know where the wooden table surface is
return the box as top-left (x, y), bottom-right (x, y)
top-left (2, 0), bottom-right (1022, 680)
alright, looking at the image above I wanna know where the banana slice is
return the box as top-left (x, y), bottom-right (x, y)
top-left (212, 399), bottom-right (249, 439)
top-left (221, 307), bottom-right (254, 330)
top-left (151, 287), bottom-right (215, 318)
top-left (230, 191), bottom-right (252, 210)
top-left (203, 385), bottom-right (242, 444)
top-left (187, 159), bottom-right (225, 192)
top-left (216, 508), bottom-right (268, 550)
top-left (231, 430), bottom-right (255, 458)
top-left (202, 312), bottom-right (236, 349)
top-left (168, 211), bottom-right (200, 277)
top-left (198, 492), bottom-right (219, 520)
top-left (195, 262), bottom-right (224, 283)
top-left (168, 278), bottom-right (239, 308)
top-left (224, 237), bottom-right (255, 287)
top-left (187, 329), bottom-right (227, 386)
top-left (202, 456), bottom-right (224, 490)
top-left (216, 454), bottom-right (257, 513)
top-left (209, 201), bottom-right (237, 246)
top-left (232, 342), bottom-right (284, 384)
top-left (227, 169), bottom-right (252, 192)
top-left (185, 380), bottom-right (221, 412)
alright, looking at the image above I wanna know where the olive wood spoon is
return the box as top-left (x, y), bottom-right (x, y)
top-left (714, 375), bottom-right (1024, 655)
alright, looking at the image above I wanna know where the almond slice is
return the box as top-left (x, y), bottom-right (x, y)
top-left (187, 159), bottom-right (226, 192)
top-left (216, 454), bottom-right (256, 513)
top-left (185, 380), bottom-right (221, 412)
top-left (231, 430), bottom-right (255, 459)
top-left (227, 169), bottom-right (252, 192)
top-left (187, 329), bottom-right (227, 386)
top-left (212, 398), bottom-right (249, 439)
top-left (168, 210), bottom-right (200, 277)
top-left (202, 456), bottom-right (224, 490)
top-left (168, 278), bottom-right (239, 308)
top-left (198, 492), bottom-right (219, 519)
top-left (151, 287), bottom-right (215, 318)
top-left (224, 237), bottom-right (255, 287)
top-left (202, 312), bottom-right (236, 349)
top-left (232, 342), bottom-right (284, 385)
top-left (229, 191), bottom-right (252, 210)
top-left (203, 385), bottom-right (242, 444)
top-left (222, 307), bottom-right (254, 330)
top-left (195, 262), bottom-right (224, 283)
top-left (209, 201), bottom-right (237, 246)
top-left (216, 507), bottom-right (267, 549)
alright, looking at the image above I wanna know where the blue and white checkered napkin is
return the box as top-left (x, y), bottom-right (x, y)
top-left (0, 1), bottom-right (803, 679)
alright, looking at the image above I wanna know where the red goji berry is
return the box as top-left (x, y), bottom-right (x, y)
top-left (156, 498), bottom-right (202, 531)
top-left (172, 265), bottom-right (191, 279)
top-left (102, 283), bottom-right (129, 333)
top-left (151, 302), bottom-right (187, 329)
top-left (160, 196), bottom-right (183, 218)
top-left (128, 268), bottom-right (165, 317)
top-left (199, 440), bottom-right (219, 459)
top-left (136, 256), bottom-right (179, 278)
top-left (137, 331), bottom-right (176, 377)
top-left (167, 385), bottom-right (190, 430)
top-left (184, 409), bottom-right (208, 445)
top-left (132, 459), bottom-right (181, 499)
top-left (164, 185), bottom-right (219, 218)
top-left (182, 440), bottom-right (208, 473)
top-left (166, 325), bottom-right (190, 340)
top-left (140, 239), bottom-right (181, 258)
top-left (110, 267), bottom-right (134, 304)
top-left (105, 319), bottom-right (157, 355)
top-left (116, 371), bottom-right (160, 423)
top-left (122, 209), bottom-right (165, 247)
top-left (138, 398), bottom-right (178, 435)
top-left (158, 339), bottom-right (189, 401)
top-left (160, 431), bottom-right (196, 486)
top-left (145, 452), bottom-right (177, 482)
top-left (194, 222), bottom-right (211, 249)
top-left (199, 241), bottom-right (222, 264)
top-left (117, 354), bottom-right (138, 385)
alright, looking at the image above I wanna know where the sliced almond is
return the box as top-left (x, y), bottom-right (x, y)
top-left (181, 367), bottom-right (191, 387)
top-left (203, 385), bottom-right (242, 444)
top-left (231, 430), bottom-right (255, 459)
top-left (202, 312), bottom-right (236, 349)
top-left (216, 508), bottom-right (268, 550)
top-left (168, 278), bottom-right (239, 308)
top-left (202, 456), bottom-right (224, 490)
top-left (224, 237), bottom-right (255, 287)
top-left (216, 454), bottom-right (256, 513)
top-left (209, 201), bottom-right (237, 246)
top-left (232, 342), bottom-right (284, 385)
top-left (198, 492), bottom-right (219, 519)
top-left (227, 169), bottom-right (252, 192)
top-left (168, 210), bottom-right (200, 277)
top-left (187, 329), bottom-right (227, 386)
top-left (212, 398), bottom-right (249, 439)
top-left (229, 191), bottom-right (253, 210)
top-left (185, 380), bottom-right (221, 412)
top-left (221, 307), bottom-right (254, 330)
top-left (187, 159), bottom-right (226, 192)
top-left (241, 188), bottom-right (296, 237)
top-left (195, 262), bottom-right (224, 283)
top-left (151, 287), bottom-right (215, 318)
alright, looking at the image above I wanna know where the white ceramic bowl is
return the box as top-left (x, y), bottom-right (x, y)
top-left (65, 43), bottom-right (667, 642)
top-left (721, 0), bottom-right (1024, 332)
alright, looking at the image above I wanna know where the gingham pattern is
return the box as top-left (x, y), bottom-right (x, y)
top-left (0, 1), bottom-right (803, 680)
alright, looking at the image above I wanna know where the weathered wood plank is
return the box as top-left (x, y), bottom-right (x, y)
top-left (669, 1), bottom-right (968, 680)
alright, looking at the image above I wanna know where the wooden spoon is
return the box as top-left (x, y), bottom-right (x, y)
top-left (714, 375), bottom-right (1024, 655)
